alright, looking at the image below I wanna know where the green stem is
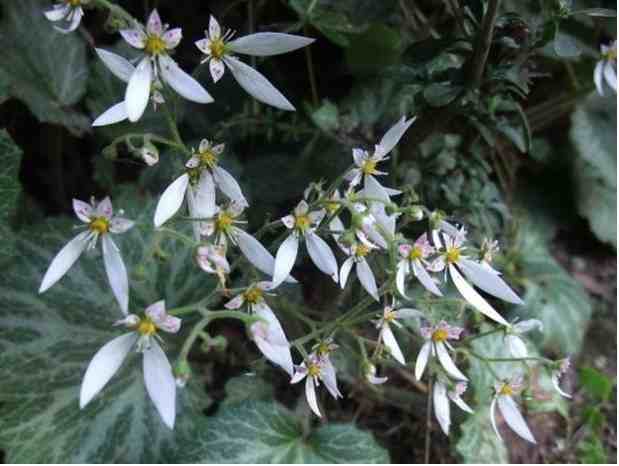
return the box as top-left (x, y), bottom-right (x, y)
top-left (468, 0), bottom-right (501, 88)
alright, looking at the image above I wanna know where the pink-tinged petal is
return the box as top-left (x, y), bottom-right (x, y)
top-left (80, 332), bottom-right (137, 408)
top-left (154, 173), bottom-right (189, 227)
top-left (290, 364), bottom-right (308, 384)
top-left (73, 199), bottom-right (93, 223)
top-left (382, 325), bottom-right (405, 365)
top-left (305, 231), bottom-right (338, 283)
top-left (305, 376), bottom-right (321, 417)
top-left (146, 9), bottom-right (163, 36)
top-left (435, 342), bottom-right (467, 381)
top-left (209, 15), bottom-right (221, 39)
top-left (253, 306), bottom-right (293, 375)
top-left (412, 259), bottom-right (443, 296)
top-left (120, 28), bottom-right (147, 49)
top-left (97, 197), bottom-right (113, 218)
top-left (497, 395), bottom-right (537, 444)
top-left (281, 215), bottom-right (295, 229)
top-left (143, 341), bottom-right (176, 429)
top-left (272, 234), bottom-right (299, 288)
top-left (102, 235), bottom-right (130, 314)
top-left (109, 217), bottom-right (134, 234)
top-left (125, 57), bottom-right (152, 122)
top-left (433, 381), bottom-right (451, 436)
top-left (39, 231), bottom-right (89, 293)
top-left (163, 28), bottom-right (183, 50)
top-left (224, 294), bottom-right (245, 309)
top-left (210, 58), bottom-right (226, 83)
top-left (145, 300), bottom-right (181, 333)
top-left (415, 341), bottom-right (432, 380)
top-left (195, 38), bottom-right (211, 55)
top-left (398, 244), bottom-right (412, 258)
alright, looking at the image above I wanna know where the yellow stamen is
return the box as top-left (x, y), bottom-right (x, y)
top-left (499, 384), bottom-right (513, 396)
top-left (445, 247), bottom-right (460, 264)
top-left (295, 214), bottom-right (311, 232)
top-left (316, 342), bottom-right (331, 357)
top-left (409, 246), bottom-right (423, 260)
top-left (604, 48), bottom-right (617, 61)
top-left (137, 317), bottom-right (157, 336)
top-left (361, 160), bottom-right (378, 176)
top-left (216, 212), bottom-right (234, 233)
top-left (355, 244), bottom-right (371, 258)
top-left (89, 217), bottom-right (110, 234)
top-left (325, 201), bottom-right (339, 215)
top-left (243, 287), bottom-right (263, 305)
top-left (67, 0), bottom-right (82, 5)
top-left (384, 309), bottom-right (397, 322)
top-left (308, 363), bottom-right (321, 378)
top-left (210, 38), bottom-right (226, 59)
top-left (145, 35), bottom-right (167, 56)
top-left (431, 328), bottom-right (448, 342)
top-left (199, 149), bottom-right (218, 169)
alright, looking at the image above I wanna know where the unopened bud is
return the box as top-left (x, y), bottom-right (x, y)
top-left (174, 359), bottom-right (191, 388)
top-left (408, 206), bottom-right (424, 221)
top-left (139, 141), bottom-right (159, 166)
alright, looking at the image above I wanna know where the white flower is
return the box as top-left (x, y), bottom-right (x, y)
top-left (416, 321), bottom-right (467, 381)
top-left (44, 0), bottom-right (89, 34)
top-left (504, 319), bottom-right (543, 359)
top-left (365, 362), bottom-right (388, 385)
top-left (196, 243), bottom-right (230, 275)
top-left (374, 305), bottom-right (422, 365)
top-left (491, 376), bottom-right (537, 444)
top-left (428, 230), bottom-right (523, 326)
top-left (433, 380), bottom-right (474, 436)
top-left (195, 15), bottom-right (314, 110)
top-left (324, 190), bottom-right (346, 246)
top-left (551, 358), bottom-right (572, 399)
top-left (80, 301), bottom-right (180, 429)
top-left (339, 242), bottom-right (380, 301)
top-left (345, 116), bottom-right (415, 199)
top-left (397, 233), bottom-right (442, 298)
top-left (272, 200), bottom-right (338, 288)
top-left (290, 353), bottom-right (342, 417)
top-left (594, 41), bottom-right (617, 96)
top-left (39, 197), bottom-right (134, 313)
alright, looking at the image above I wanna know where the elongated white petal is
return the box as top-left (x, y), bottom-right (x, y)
top-left (305, 377), bottom-right (321, 417)
top-left (194, 171), bottom-right (217, 218)
top-left (120, 28), bottom-right (147, 49)
top-left (364, 174), bottom-right (390, 203)
top-left (321, 360), bottom-right (343, 399)
top-left (396, 262), bottom-right (409, 298)
top-left (228, 33), bottom-right (315, 56)
top-left (449, 265), bottom-right (509, 326)
top-left (433, 381), bottom-right (451, 435)
top-left (357, 260), bottom-right (379, 301)
top-left (102, 236), bottom-right (129, 314)
top-left (382, 325), bottom-right (405, 365)
top-left (235, 229), bottom-right (296, 283)
top-left (39, 231), bottom-right (89, 293)
top-left (212, 166), bottom-right (247, 206)
top-left (497, 395), bottom-right (536, 443)
top-left (415, 342), bottom-right (432, 380)
top-left (339, 257), bottom-right (354, 288)
top-left (490, 397), bottom-right (501, 441)
top-left (54, 7), bottom-right (82, 33)
top-left (143, 341), bottom-right (176, 429)
top-left (253, 306), bottom-right (293, 375)
top-left (593, 63), bottom-right (603, 95)
top-left (44, 4), bottom-right (70, 21)
top-left (92, 101), bottom-right (128, 127)
top-left (377, 116), bottom-right (415, 156)
top-left (603, 62), bottom-right (617, 91)
top-left (154, 174), bottom-right (189, 227)
top-left (223, 56), bottom-right (295, 111)
top-left (95, 48), bottom-right (135, 82)
top-left (126, 57), bottom-right (152, 122)
top-left (412, 259), bottom-right (443, 296)
top-left (505, 335), bottom-right (528, 359)
top-left (159, 55), bottom-right (214, 104)
top-left (458, 258), bottom-right (523, 304)
top-left (450, 394), bottom-right (474, 414)
top-left (435, 342), bottom-right (467, 381)
top-left (80, 332), bottom-right (137, 408)
top-left (305, 232), bottom-right (338, 282)
top-left (272, 234), bottom-right (299, 288)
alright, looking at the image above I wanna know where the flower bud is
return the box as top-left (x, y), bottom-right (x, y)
top-left (429, 210), bottom-right (446, 230)
top-left (407, 205), bottom-right (424, 221)
top-left (174, 359), bottom-right (191, 388)
top-left (139, 141), bottom-right (159, 166)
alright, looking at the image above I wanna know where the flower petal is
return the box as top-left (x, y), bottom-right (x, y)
top-left (146, 300), bottom-right (181, 333)
top-left (603, 62), bottom-right (617, 91)
top-left (497, 395), bottom-right (537, 444)
top-left (154, 173), bottom-right (189, 227)
top-left (253, 306), bottom-right (293, 375)
top-left (339, 257), bottom-right (354, 288)
top-left (102, 235), bottom-right (130, 314)
top-left (321, 359), bottom-right (343, 399)
top-left (159, 55), bottom-right (214, 104)
top-left (212, 166), bottom-right (248, 206)
top-left (95, 48), bottom-right (135, 83)
top-left (193, 171), bottom-right (217, 218)
top-left (44, 4), bottom-right (70, 21)
top-left (490, 397), bottom-right (501, 441)
top-left (97, 197), bottom-right (113, 218)
top-left (305, 376), bottom-right (321, 417)
top-left (73, 199), bottom-right (93, 223)
top-left (412, 259), bottom-right (443, 296)
top-left (125, 57), bottom-right (152, 122)
top-left (272, 234), bottom-right (299, 288)
top-left (39, 231), bottom-right (89, 293)
top-left (227, 33), bottom-right (315, 56)
top-left (208, 15), bottom-right (221, 39)
top-left (222, 56), bottom-right (295, 111)
top-left (357, 259), bottom-right (379, 301)
top-left (80, 332), bottom-right (137, 408)
top-left (146, 9), bottom-right (163, 36)
top-left (235, 229), bottom-right (297, 283)
top-left (120, 28), bottom-right (147, 49)
top-left (92, 101), bottom-right (128, 127)
top-left (415, 341), bottom-right (432, 380)
top-left (109, 217), bottom-right (134, 234)
top-left (458, 258), bottom-right (523, 304)
top-left (163, 28), bottom-right (182, 49)
top-left (433, 381), bottom-right (451, 435)
top-left (305, 232), bottom-right (338, 282)
top-left (435, 342), bottom-right (467, 381)
top-left (377, 116), bottom-right (415, 156)
top-left (209, 58), bottom-right (225, 83)
top-left (382, 325), bottom-right (405, 365)
top-left (364, 174), bottom-right (391, 203)
top-left (143, 341), bottom-right (176, 429)
top-left (396, 262), bottom-right (409, 298)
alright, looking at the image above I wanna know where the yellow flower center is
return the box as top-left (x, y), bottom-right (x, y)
top-left (67, 0), bottom-right (82, 5)
top-left (308, 363), bottom-right (321, 378)
top-left (361, 160), bottom-right (378, 176)
top-left (316, 342), bottom-right (331, 357)
top-left (499, 384), bottom-right (513, 396)
top-left (145, 35), bottom-right (167, 56)
top-left (89, 217), bottom-right (109, 234)
top-left (431, 329), bottom-right (448, 342)
top-left (445, 247), bottom-right (461, 264)
top-left (355, 244), bottom-right (371, 258)
top-left (243, 287), bottom-right (264, 305)
top-left (295, 214), bottom-right (311, 232)
top-left (210, 38), bottom-right (226, 60)
top-left (137, 317), bottom-right (157, 336)
top-left (325, 201), bottom-right (340, 215)
top-left (384, 310), bottom-right (397, 322)
top-left (199, 149), bottom-right (219, 169)
top-left (216, 212), bottom-right (234, 233)
top-left (604, 48), bottom-right (617, 61)
top-left (409, 246), bottom-right (423, 260)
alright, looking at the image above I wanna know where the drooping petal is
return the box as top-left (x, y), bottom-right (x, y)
top-left (54, 7), bottom-right (82, 33)
top-left (235, 229), bottom-right (296, 283)
top-left (412, 259), bottom-right (443, 296)
top-left (364, 174), bottom-right (391, 203)
top-left (497, 395), bottom-right (537, 444)
top-left (321, 359), bottom-right (343, 399)
top-left (396, 262), bottom-right (409, 298)
top-left (125, 57), bottom-right (152, 122)
top-left (44, 4), bottom-right (70, 21)
top-left (146, 9), bottom-right (163, 36)
top-left (80, 332), bottom-right (137, 408)
top-left (154, 173), bottom-right (189, 227)
top-left (143, 341), bottom-right (176, 429)
top-left (382, 325), bottom-right (405, 365)
top-left (415, 341), bottom-right (432, 380)
top-left (490, 397), bottom-right (501, 441)
top-left (376, 116), bottom-right (415, 156)
top-left (272, 234), bottom-right (299, 288)
top-left (224, 294), bottom-right (245, 309)
top-left (458, 258), bottom-right (523, 304)
top-left (433, 381), bottom-right (451, 435)
top-left (146, 300), bottom-right (181, 334)
top-left (39, 231), bottom-right (89, 293)
top-left (290, 364), bottom-right (308, 384)
top-left (449, 394), bottom-right (474, 414)
top-left (339, 257), bottom-right (355, 288)
top-left (253, 306), bottom-right (293, 375)
top-left (92, 102), bottom-right (128, 127)
top-left (102, 235), bottom-right (130, 314)
top-left (551, 372), bottom-right (572, 399)
top-left (305, 376), bottom-right (321, 417)
top-left (120, 28), bottom-right (147, 49)
top-left (73, 199), bottom-right (93, 223)
top-left (209, 58), bottom-right (226, 83)
top-left (603, 62), bottom-right (617, 91)
top-left (357, 259), bottom-right (379, 301)
top-left (305, 232), bottom-right (338, 282)
top-left (449, 265), bottom-right (509, 326)
top-left (212, 166), bottom-right (248, 206)
top-left (159, 55), bottom-right (214, 104)
top-left (435, 342), bottom-right (468, 381)
top-left (95, 48), bottom-right (135, 83)
top-left (163, 28), bottom-right (183, 49)
top-left (227, 33), bottom-right (315, 56)
top-left (194, 171), bottom-right (217, 219)
top-left (222, 56), bottom-right (295, 111)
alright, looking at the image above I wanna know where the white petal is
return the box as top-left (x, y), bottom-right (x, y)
top-left (146, 300), bottom-right (181, 334)
top-left (110, 217), bottom-right (134, 234)
top-left (458, 258), bottom-right (523, 304)
top-left (490, 397), bottom-right (502, 441)
top-left (235, 229), bottom-right (296, 283)
top-left (321, 360), bottom-right (343, 399)
top-left (227, 33), bottom-right (315, 56)
top-left (594, 62), bottom-right (605, 95)
top-left (163, 28), bottom-right (183, 49)
top-left (412, 260), bottom-right (443, 296)
top-left (154, 174), bottom-right (189, 227)
top-left (73, 199), bottom-right (93, 223)
top-left (497, 395), bottom-right (536, 443)
top-left (435, 342), bottom-right (467, 381)
top-left (102, 236), bottom-right (129, 314)
top-left (357, 260), bottom-right (379, 301)
top-left (95, 48), bottom-right (135, 83)
top-left (305, 232), bottom-right (338, 282)
top-left (364, 174), bottom-right (390, 203)
top-left (603, 62), bottom-right (617, 91)
top-left (272, 234), bottom-right (299, 288)
top-left (339, 257), bottom-right (354, 288)
top-left (39, 231), bottom-right (89, 293)
top-left (92, 101), bottom-right (128, 127)
top-left (415, 342), bottom-right (432, 380)
top-left (212, 166), bottom-right (248, 206)
top-left (143, 341), bottom-right (176, 429)
top-left (377, 116), bottom-right (415, 156)
top-left (382, 325), bottom-right (405, 365)
top-left (223, 56), bottom-right (295, 111)
top-left (449, 265), bottom-right (509, 326)
top-left (146, 9), bottom-right (163, 36)
top-left (506, 335), bottom-right (528, 359)
top-left (80, 332), bottom-right (137, 408)
top-left (209, 58), bottom-right (225, 83)
top-left (290, 365), bottom-right (308, 384)
top-left (305, 376), bottom-right (321, 417)
top-left (433, 381), bottom-right (451, 436)
top-left (224, 294), bottom-right (245, 309)
top-left (551, 373), bottom-right (572, 399)
top-left (209, 15), bottom-right (221, 39)
top-left (193, 171), bottom-right (217, 218)
top-left (120, 28), bottom-right (147, 49)
top-left (125, 57), bottom-right (152, 122)
top-left (449, 394), bottom-right (474, 414)
top-left (159, 55), bottom-right (213, 104)
top-left (253, 307), bottom-right (294, 376)
top-left (396, 262), bottom-right (409, 298)
top-left (54, 7), bottom-right (82, 33)
top-left (44, 4), bottom-right (70, 21)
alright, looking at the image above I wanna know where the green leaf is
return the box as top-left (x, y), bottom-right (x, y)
top-left (579, 367), bottom-right (614, 402)
top-left (345, 24), bottom-right (402, 76)
top-left (423, 83), bottom-right (463, 107)
top-left (222, 375), bottom-right (274, 406)
top-left (0, 190), bottom-right (214, 462)
top-left (0, 0), bottom-right (90, 135)
top-left (570, 93), bottom-right (617, 248)
top-left (177, 400), bottom-right (389, 463)
top-left (0, 129), bottom-right (23, 263)
top-left (310, 99), bottom-right (340, 132)
top-left (456, 408), bottom-right (509, 464)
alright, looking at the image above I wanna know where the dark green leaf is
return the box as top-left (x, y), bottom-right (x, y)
top-left (423, 83), bottom-right (462, 107)
top-left (0, 129), bottom-right (22, 263)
